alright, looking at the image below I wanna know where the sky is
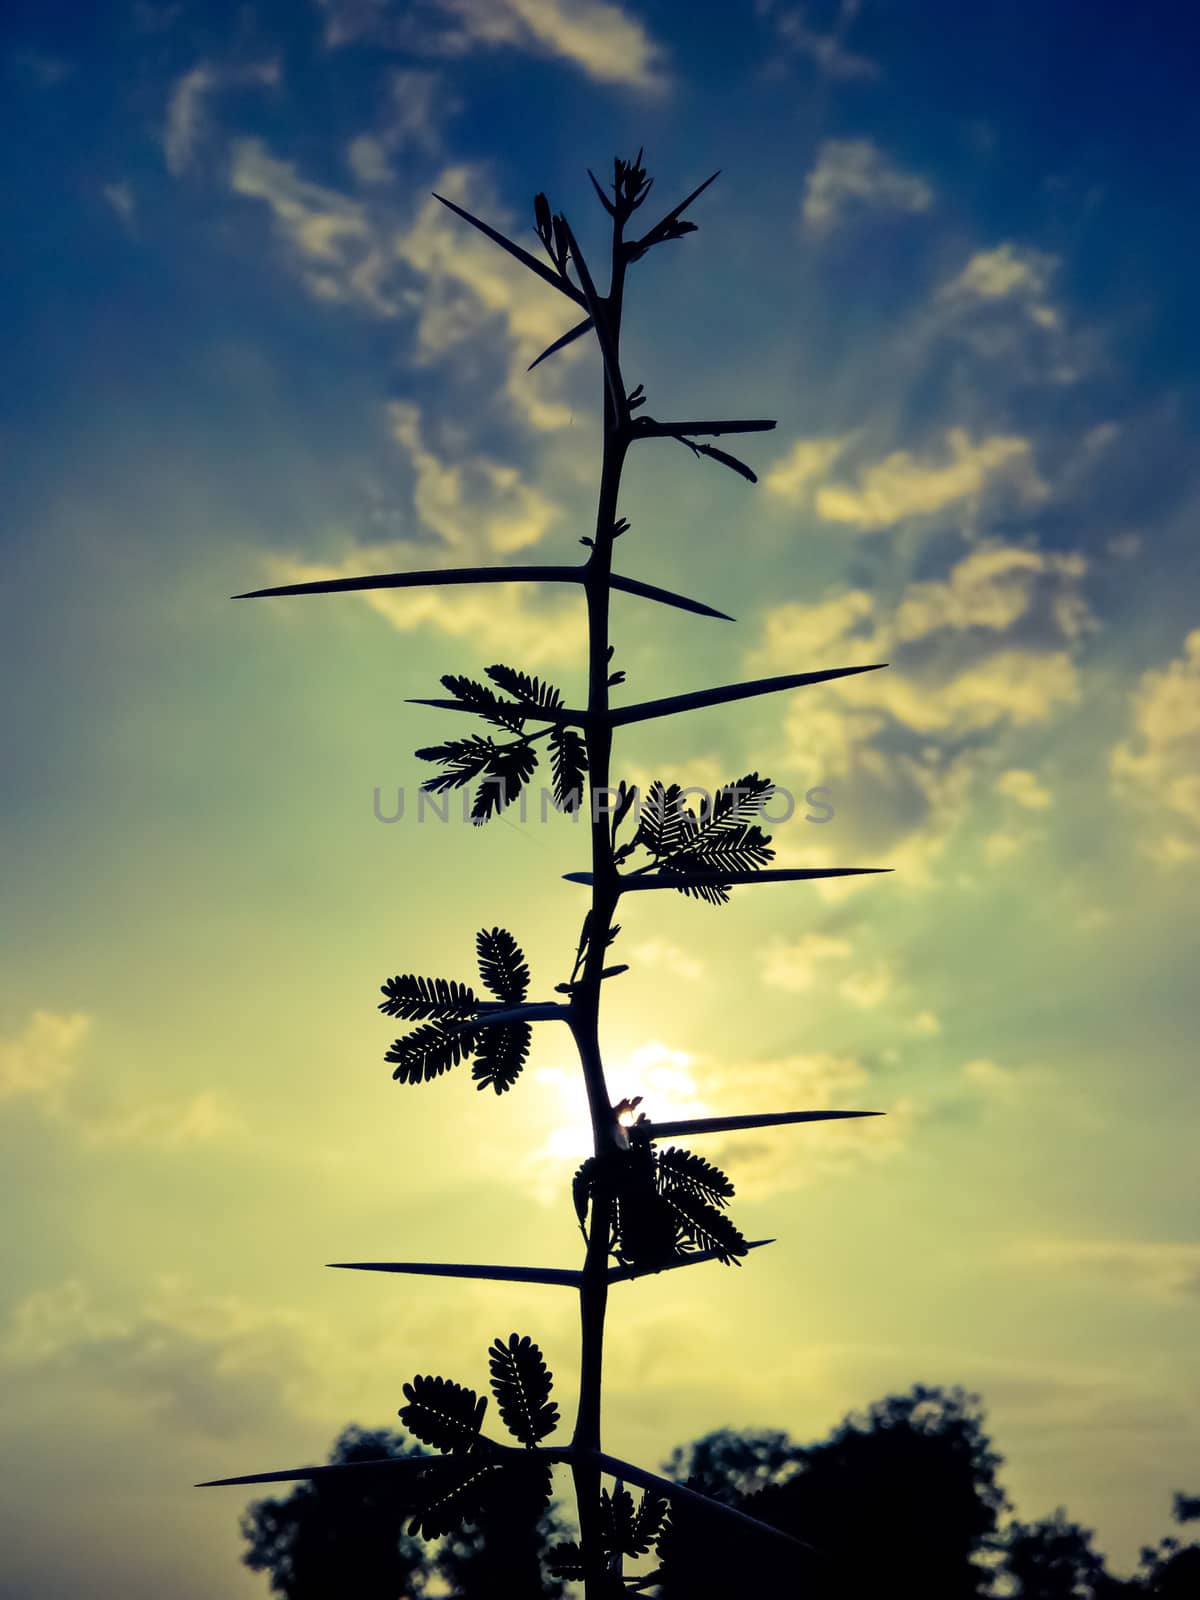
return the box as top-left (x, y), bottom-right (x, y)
top-left (2, 0), bottom-right (1199, 1594)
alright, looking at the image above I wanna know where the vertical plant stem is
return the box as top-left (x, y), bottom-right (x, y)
top-left (569, 205), bottom-right (629, 1597)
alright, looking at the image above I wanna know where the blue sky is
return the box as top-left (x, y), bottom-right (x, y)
top-left (2, 2), bottom-right (1199, 1596)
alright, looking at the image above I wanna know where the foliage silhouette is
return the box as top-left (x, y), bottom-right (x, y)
top-left (211, 149), bottom-right (890, 1594)
top-left (656, 1385), bottom-right (1007, 1598)
top-left (239, 1399), bottom-right (1197, 1597)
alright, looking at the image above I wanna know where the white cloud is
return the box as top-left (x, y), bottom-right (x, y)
top-left (907, 1010), bottom-right (941, 1036)
top-left (164, 60), bottom-right (279, 177)
top-left (346, 68), bottom-right (462, 183)
top-left (388, 399), bottom-right (561, 553)
top-left (632, 940), bottom-right (706, 982)
top-left (229, 148), bottom-right (583, 432)
top-left (996, 768), bottom-right (1052, 810)
top-left (763, 435), bottom-right (852, 505)
top-left (938, 242), bottom-right (1058, 307)
top-left (766, 1), bottom-right (880, 81)
top-left (752, 543), bottom-right (1093, 877)
top-left (1110, 628), bottom-right (1200, 862)
top-left (802, 138), bottom-right (933, 234)
top-left (250, 392), bottom-right (579, 661)
top-left (318, 0), bottom-right (669, 92)
top-left (101, 181), bottom-right (136, 226)
top-left (81, 1091), bottom-right (246, 1150)
top-left (0, 1011), bottom-right (90, 1110)
top-left (761, 933), bottom-right (852, 992)
top-left (0, 1279), bottom-right (362, 1438)
top-left (814, 428), bottom-right (1047, 532)
top-left (0, 1011), bottom-right (243, 1150)
top-left (961, 1057), bottom-right (1020, 1101)
top-left (926, 241), bottom-right (1093, 385)
top-left (838, 961), bottom-right (894, 1009)
top-left (1017, 1239), bottom-right (1200, 1300)
top-left (228, 139), bottom-right (399, 314)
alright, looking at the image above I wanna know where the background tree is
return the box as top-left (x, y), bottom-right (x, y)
top-left (240, 1427), bottom-right (430, 1600)
top-left (657, 1385), bottom-right (1007, 1599)
top-left (1136, 1493), bottom-right (1200, 1598)
top-left (241, 1424), bottom-right (569, 1598)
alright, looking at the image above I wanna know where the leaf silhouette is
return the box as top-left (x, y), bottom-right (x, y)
top-left (407, 1456), bottom-right (507, 1540)
top-left (470, 740), bottom-right (539, 824)
top-left (573, 1156), bottom-right (598, 1232)
top-left (378, 974), bottom-right (479, 1021)
top-left (415, 734), bottom-right (498, 792)
top-left (487, 1332), bottom-right (559, 1446)
top-left (600, 1484), bottom-right (638, 1555)
top-left (659, 1183), bottom-right (748, 1263)
top-left (655, 1145), bottom-right (735, 1208)
top-left (634, 780), bottom-right (691, 858)
top-left (546, 1540), bottom-right (586, 1578)
top-left (631, 1489), bottom-right (670, 1554)
top-left (398, 1374), bottom-right (487, 1454)
top-left (549, 724), bottom-right (588, 810)
top-left (484, 663), bottom-right (564, 714)
top-left (438, 673), bottom-right (527, 731)
top-left (475, 927), bottom-right (530, 1005)
top-left (471, 1021), bottom-right (532, 1094)
top-left (386, 1022), bottom-right (478, 1084)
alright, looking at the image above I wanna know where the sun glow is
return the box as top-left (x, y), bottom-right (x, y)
top-left (531, 1042), bottom-right (714, 1181)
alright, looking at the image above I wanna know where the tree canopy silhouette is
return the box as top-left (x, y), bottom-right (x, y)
top-left (239, 1394), bottom-right (1197, 1599)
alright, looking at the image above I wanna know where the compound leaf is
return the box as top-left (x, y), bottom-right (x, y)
top-left (378, 974), bottom-right (479, 1021)
top-left (471, 1022), bottom-right (532, 1094)
top-left (398, 1374), bottom-right (487, 1454)
top-left (476, 928), bottom-right (530, 1004)
top-left (487, 1332), bottom-right (558, 1446)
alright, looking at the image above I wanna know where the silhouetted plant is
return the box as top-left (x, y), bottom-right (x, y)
top-left (207, 149), bottom-right (892, 1595)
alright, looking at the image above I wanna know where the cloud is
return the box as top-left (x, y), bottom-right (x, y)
top-left (531, 1041), bottom-right (911, 1202)
top-left (0, 1011), bottom-right (90, 1110)
top-left (0, 1280), bottom-right (357, 1439)
top-left (0, 1010), bottom-right (244, 1150)
top-left (763, 1), bottom-right (881, 82)
top-left (346, 68), bottom-right (462, 183)
top-left (924, 240), bottom-right (1096, 385)
top-left (838, 961), bottom-right (894, 1009)
top-left (1110, 628), bottom-right (1200, 863)
top-left (318, 0), bottom-right (669, 92)
top-left (751, 543), bottom-right (1093, 876)
top-left (907, 1010), bottom-right (941, 1036)
top-left (164, 60), bottom-right (279, 177)
top-left (763, 435), bottom-right (853, 505)
top-left (961, 1057), bottom-right (1020, 1102)
top-left (996, 768), bottom-right (1052, 810)
top-left (8, 48), bottom-right (74, 88)
top-left (632, 940), bottom-right (706, 982)
top-left (814, 428), bottom-right (1047, 532)
top-left (389, 399), bottom-right (562, 553)
top-left (245, 395), bottom-right (582, 659)
top-left (938, 242), bottom-right (1059, 309)
top-left (79, 1091), bottom-right (247, 1150)
top-left (229, 139), bottom-right (400, 314)
top-left (761, 933), bottom-right (852, 992)
top-left (802, 138), bottom-right (934, 233)
top-left (101, 181), bottom-right (136, 227)
top-left (1016, 1240), bottom-right (1200, 1300)
top-left (229, 149), bottom-right (582, 432)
